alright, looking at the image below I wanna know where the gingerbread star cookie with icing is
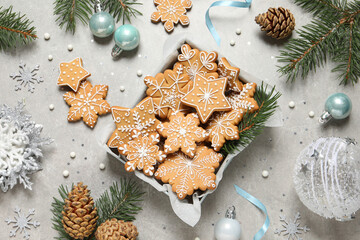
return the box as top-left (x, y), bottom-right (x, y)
top-left (63, 80), bottom-right (110, 128)
top-left (206, 82), bottom-right (259, 150)
top-left (177, 44), bottom-right (219, 81)
top-left (155, 146), bottom-right (223, 200)
top-left (107, 97), bottom-right (160, 148)
top-left (57, 57), bottom-right (91, 92)
top-left (157, 112), bottom-right (207, 157)
top-left (218, 57), bottom-right (243, 92)
top-left (118, 131), bottom-right (166, 176)
top-left (144, 63), bottom-right (193, 119)
top-left (181, 74), bottom-right (232, 124)
top-left (151, 0), bottom-right (192, 32)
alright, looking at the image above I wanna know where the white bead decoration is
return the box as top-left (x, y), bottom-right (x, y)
top-left (236, 28), bottom-right (241, 35)
top-left (262, 170), bottom-right (269, 178)
top-left (308, 111), bottom-right (315, 118)
top-left (99, 163), bottom-right (106, 170)
top-left (67, 44), bottom-right (73, 51)
top-left (44, 33), bottom-right (50, 40)
top-left (70, 152), bottom-right (76, 158)
top-left (194, 237), bottom-right (200, 240)
top-left (230, 40), bottom-right (235, 46)
top-left (48, 55), bottom-right (53, 61)
top-left (289, 101), bottom-right (295, 108)
top-left (137, 70), bottom-right (143, 77)
top-left (120, 86), bottom-right (125, 92)
top-left (63, 170), bottom-right (69, 178)
top-left (49, 104), bottom-right (55, 111)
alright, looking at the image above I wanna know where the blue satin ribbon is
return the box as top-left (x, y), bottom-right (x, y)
top-left (205, 0), bottom-right (252, 46)
top-left (234, 184), bottom-right (269, 240)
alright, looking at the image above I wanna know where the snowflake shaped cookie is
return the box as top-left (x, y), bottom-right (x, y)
top-left (157, 112), bottom-right (207, 157)
top-left (151, 0), bottom-right (192, 32)
top-left (178, 44), bottom-right (219, 81)
top-left (5, 207), bottom-right (40, 239)
top-left (63, 81), bottom-right (110, 128)
top-left (57, 57), bottom-right (91, 92)
top-left (181, 74), bottom-right (232, 123)
top-left (107, 97), bottom-right (160, 148)
top-left (218, 57), bottom-right (243, 92)
top-left (226, 82), bottom-right (259, 118)
top-left (119, 132), bottom-right (166, 176)
top-left (10, 62), bottom-right (43, 93)
top-left (274, 212), bottom-right (310, 240)
top-left (144, 63), bottom-right (193, 119)
top-left (155, 146), bottom-right (223, 199)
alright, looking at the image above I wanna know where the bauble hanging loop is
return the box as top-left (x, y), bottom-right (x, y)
top-left (319, 93), bottom-right (352, 124)
top-left (214, 206), bottom-right (242, 240)
top-left (89, 0), bottom-right (115, 38)
top-left (111, 24), bottom-right (140, 58)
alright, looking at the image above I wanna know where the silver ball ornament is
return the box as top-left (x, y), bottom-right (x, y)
top-left (214, 206), bottom-right (241, 240)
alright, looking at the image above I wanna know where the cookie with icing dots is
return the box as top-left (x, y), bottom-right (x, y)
top-left (151, 0), bottom-right (192, 32)
top-left (63, 80), bottom-right (110, 128)
top-left (218, 57), bottom-right (243, 92)
top-left (57, 57), bottom-right (91, 92)
top-left (144, 63), bottom-right (193, 119)
top-left (154, 146), bottom-right (223, 200)
top-left (177, 44), bottom-right (219, 81)
top-left (107, 97), bottom-right (160, 148)
top-left (118, 131), bottom-right (166, 176)
top-left (157, 112), bottom-right (207, 157)
top-left (181, 73), bottom-right (232, 124)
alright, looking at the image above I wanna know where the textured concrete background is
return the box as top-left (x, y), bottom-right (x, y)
top-left (0, 0), bottom-right (359, 239)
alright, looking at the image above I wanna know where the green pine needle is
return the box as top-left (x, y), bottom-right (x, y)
top-left (277, 0), bottom-right (360, 85)
top-left (53, 0), bottom-right (93, 34)
top-left (0, 6), bottom-right (37, 51)
top-left (102, 0), bottom-right (142, 23)
top-left (221, 83), bottom-right (281, 155)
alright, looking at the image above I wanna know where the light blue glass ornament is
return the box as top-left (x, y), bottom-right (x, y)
top-left (214, 206), bottom-right (241, 240)
top-left (89, 0), bottom-right (115, 38)
top-left (319, 93), bottom-right (352, 124)
top-left (111, 24), bottom-right (140, 58)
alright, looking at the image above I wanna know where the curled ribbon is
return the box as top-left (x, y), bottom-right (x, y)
top-left (234, 184), bottom-right (269, 240)
top-left (205, 0), bottom-right (252, 46)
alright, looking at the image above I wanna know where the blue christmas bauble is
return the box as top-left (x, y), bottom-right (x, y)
top-left (325, 93), bottom-right (352, 120)
top-left (89, 12), bottom-right (115, 38)
top-left (114, 24), bottom-right (140, 51)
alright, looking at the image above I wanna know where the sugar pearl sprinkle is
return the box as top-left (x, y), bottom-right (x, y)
top-left (194, 238), bottom-right (200, 240)
top-left (262, 170), bottom-right (269, 178)
top-left (49, 104), bottom-right (55, 111)
top-left (236, 28), bottom-right (242, 35)
top-left (137, 70), bottom-right (143, 77)
top-left (120, 86), bottom-right (125, 92)
top-left (309, 111), bottom-right (315, 118)
top-left (230, 40), bottom-right (235, 46)
top-left (67, 44), bottom-right (73, 51)
top-left (99, 163), bottom-right (106, 170)
top-left (44, 33), bottom-right (50, 40)
top-left (70, 152), bottom-right (76, 158)
top-left (63, 170), bottom-right (69, 178)
top-left (48, 55), bottom-right (53, 61)
top-left (288, 101), bottom-right (295, 108)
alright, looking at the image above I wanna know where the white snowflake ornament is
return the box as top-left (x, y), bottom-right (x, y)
top-left (274, 212), bottom-right (310, 240)
top-left (5, 207), bottom-right (40, 239)
top-left (10, 62), bottom-right (44, 93)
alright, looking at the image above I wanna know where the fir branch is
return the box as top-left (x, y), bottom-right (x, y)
top-left (102, 0), bottom-right (142, 23)
top-left (0, 6), bottom-right (37, 50)
top-left (53, 0), bottom-right (93, 34)
top-left (277, 0), bottom-right (360, 85)
top-left (96, 179), bottom-right (144, 224)
top-left (221, 83), bottom-right (281, 155)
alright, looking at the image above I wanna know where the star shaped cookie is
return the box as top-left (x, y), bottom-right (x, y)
top-left (107, 97), bottom-right (160, 148)
top-left (151, 0), bottom-right (192, 32)
top-left (57, 58), bottom-right (91, 92)
top-left (181, 74), bottom-right (232, 123)
top-left (155, 146), bottom-right (223, 200)
top-left (144, 63), bottom-right (193, 119)
top-left (157, 112), bottom-right (207, 157)
top-left (218, 57), bottom-right (243, 92)
top-left (63, 81), bottom-right (110, 128)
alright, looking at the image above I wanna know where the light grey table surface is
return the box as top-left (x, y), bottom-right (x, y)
top-left (0, 0), bottom-right (359, 239)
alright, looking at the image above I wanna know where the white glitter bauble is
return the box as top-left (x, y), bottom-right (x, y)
top-left (294, 137), bottom-right (360, 221)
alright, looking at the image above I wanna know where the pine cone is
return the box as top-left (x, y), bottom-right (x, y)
top-left (255, 7), bottom-right (295, 39)
top-left (62, 182), bottom-right (98, 239)
top-left (95, 219), bottom-right (139, 240)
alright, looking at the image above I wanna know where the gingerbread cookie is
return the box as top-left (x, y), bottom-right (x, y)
top-left (155, 146), bottom-right (223, 199)
top-left (118, 132), bottom-right (166, 176)
top-left (144, 63), bottom-right (193, 119)
top-left (157, 112), bottom-right (207, 157)
top-left (107, 97), bottom-right (159, 148)
top-left (57, 57), bottom-right (91, 92)
top-left (151, 0), bottom-right (192, 32)
top-left (218, 57), bottom-right (243, 92)
top-left (227, 83), bottom-right (259, 118)
top-left (177, 44), bottom-right (219, 81)
top-left (181, 74), bottom-right (232, 124)
top-left (63, 80), bottom-right (110, 128)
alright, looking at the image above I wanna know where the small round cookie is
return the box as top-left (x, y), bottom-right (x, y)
top-left (157, 112), bottom-right (207, 157)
